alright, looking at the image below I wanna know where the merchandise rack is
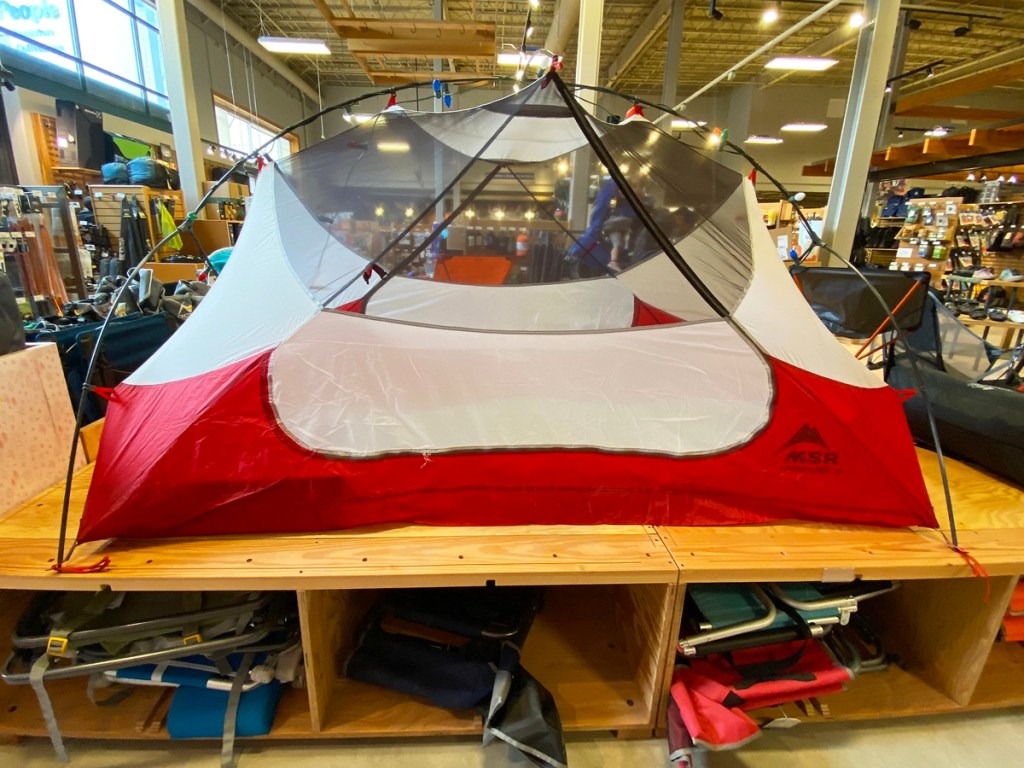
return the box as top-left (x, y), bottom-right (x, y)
top-left (1, 447), bottom-right (1023, 747)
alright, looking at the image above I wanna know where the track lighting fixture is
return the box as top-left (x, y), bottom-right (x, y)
top-left (966, 172), bottom-right (976, 181)
top-left (926, 66), bottom-right (935, 78)
top-left (708, 0), bottom-right (724, 20)
top-left (906, 17), bottom-right (922, 30)
top-left (953, 17), bottom-right (973, 37)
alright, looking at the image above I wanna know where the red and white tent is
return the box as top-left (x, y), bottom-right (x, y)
top-left (78, 77), bottom-right (935, 541)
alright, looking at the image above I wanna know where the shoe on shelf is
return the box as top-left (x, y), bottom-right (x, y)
top-left (988, 308), bottom-right (1008, 322)
top-left (969, 307), bottom-right (989, 320)
top-left (974, 267), bottom-right (997, 280)
top-left (1008, 309), bottom-right (1024, 324)
top-left (999, 268), bottom-right (1024, 282)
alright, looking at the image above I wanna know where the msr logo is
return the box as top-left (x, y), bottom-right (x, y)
top-left (780, 424), bottom-right (840, 468)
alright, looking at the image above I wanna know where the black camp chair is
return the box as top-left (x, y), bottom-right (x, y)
top-left (791, 266), bottom-right (931, 362)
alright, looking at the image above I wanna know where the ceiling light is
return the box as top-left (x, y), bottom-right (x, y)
top-left (515, 69), bottom-right (525, 81)
top-left (374, 206), bottom-right (384, 217)
top-left (848, 11), bottom-right (865, 28)
top-left (926, 66), bottom-right (935, 78)
top-left (966, 172), bottom-right (976, 181)
top-left (781, 122), bottom-right (827, 132)
top-left (557, 159), bottom-right (569, 174)
top-left (494, 209), bottom-right (505, 220)
top-left (526, 26), bottom-right (534, 38)
top-left (497, 51), bottom-right (550, 68)
top-left (465, 209), bottom-right (475, 219)
top-left (404, 207), bottom-right (415, 217)
top-left (377, 141), bottom-right (411, 152)
top-left (206, 145), bottom-right (214, 155)
top-left (257, 36), bottom-right (331, 55)
top-left (981, 173), bottom-right (988, 181)
top-left (348, 113), bottom-right (373, 124)
top-left (764, 56), bottom-right (837, 71)
top-left (762, 3), bottom-right (780, 24)
top-left (1010, 175), bottom-right (1018, 184)
top-left (897, 130), bottom-right (904, 139)
top-left (745, 135), bottom-right (783, 144)
top-left (671, 118), bottom-right (707, 130)
top-left (530, 0), bottom-right (539, 7)
top-left (525, 210), bottom-right (536, 221)
top-left (924, 126), bottom-right (947, 138)
top-left (885, 84), bottom-right (892, 93)
top-left (997, 175), bottom-right (1006, 182)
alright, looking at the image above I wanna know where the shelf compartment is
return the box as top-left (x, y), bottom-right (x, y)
top-left (300, 583), bottom-right (676, 738)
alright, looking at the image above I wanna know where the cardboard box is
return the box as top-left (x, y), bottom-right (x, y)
top-left (0, 343), bottom-right (86, 518)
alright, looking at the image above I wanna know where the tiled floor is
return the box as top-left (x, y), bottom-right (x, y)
top-left (3, 708), bottom-right (1023, 768)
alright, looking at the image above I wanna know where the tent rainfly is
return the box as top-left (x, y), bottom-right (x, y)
top-left (77, 75), bottom-right (936, 542)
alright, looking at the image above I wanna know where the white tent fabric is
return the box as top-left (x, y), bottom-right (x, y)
top-left (732, 185), bottom-right (883, 389)
top-left (269, 311), bottom-right (770, 457)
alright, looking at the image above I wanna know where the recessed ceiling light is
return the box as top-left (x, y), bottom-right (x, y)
top-left (671, 118), bottom-right (707, 130)
top-left (257, 36), bottom-right (330, 55)
top-left (745, 135), bottom-right (784, 145)
top-left (781, 122), bottom-right (827, 132)
top-left (764, 56), bottom-right (838, 71)
top-left (762, 3), bottom-right (780, 24)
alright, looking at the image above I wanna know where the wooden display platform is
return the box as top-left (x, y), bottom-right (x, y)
top-left (1, 447), bottom-right (1022, 746)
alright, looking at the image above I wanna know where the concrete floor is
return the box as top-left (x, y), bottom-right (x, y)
top-left (2, 708), bottom-right (1023, 768)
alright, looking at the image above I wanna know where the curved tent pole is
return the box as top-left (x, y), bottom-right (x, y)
top-left (565, 79), bottom-right (961, 549)
top-left (52, 77), bottom-right (511, 571)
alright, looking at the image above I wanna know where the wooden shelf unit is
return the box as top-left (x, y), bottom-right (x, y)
top-left (0, 445), bottom-right (1023, 748)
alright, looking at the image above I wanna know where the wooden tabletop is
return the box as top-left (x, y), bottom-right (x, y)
top-left (659, 447), bottom-right (1024, 582)
top-left (1, 448), bottom-right (1021, 591)
top-left (0, 464), bottom-right (677, 591)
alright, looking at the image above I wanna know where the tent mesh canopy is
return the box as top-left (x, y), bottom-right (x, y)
top-left (76, 75), bottom-right (937, 543)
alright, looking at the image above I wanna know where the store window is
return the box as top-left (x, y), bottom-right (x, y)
top-left (214, 97), bottom-right (298, 161)
top-left (0, 0), bottom-right (168, 121)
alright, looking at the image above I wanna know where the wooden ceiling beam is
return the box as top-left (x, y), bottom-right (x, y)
top-left (365, 70), bottom-right (495, 85)
top-left (896, 105), bottom-right (1024, 123)
top-left (332, 18), bottom-right (495, 40)
top-left (347, 37), bottom-right (495, 58)
top-left (894, 60), bottom-right (1024, 113)
top-left (970, 129), bottom-right (1024, 152)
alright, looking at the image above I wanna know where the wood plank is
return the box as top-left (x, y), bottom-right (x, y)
top-left (520, 586), bottom-right (653, 730)
top-left (332, 18), bottom-right (495, 39)
top-left (967, 640), bottom-right (1024, 710)
top-left (860, 576), bottom-right (1017, 705)
top-left (297, 589), bottom-right (375, 732)
top-left (347, 39), bottom-right (494, 58)
top-left (898, 105), bottom-right (1024, 122)
top-left (78, 418), bottom-right (104, 464)
top-left (896, 60), bottom-right (1024, 113)
top-left (0, 465), bottom-right (676, 591)
top-left (970, 129), bottom-right (1024, 152)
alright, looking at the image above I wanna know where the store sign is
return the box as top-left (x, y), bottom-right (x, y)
top-left (0, 0), bottom-right (74, 56)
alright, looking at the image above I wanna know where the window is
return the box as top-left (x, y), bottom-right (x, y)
top-left (0, 0), bottom-right (168, 121)
top-left (214, 97), bottom-right (298, 161)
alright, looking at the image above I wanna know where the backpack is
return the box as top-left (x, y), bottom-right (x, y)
top-left (0, 271), bottom-right (25, 356)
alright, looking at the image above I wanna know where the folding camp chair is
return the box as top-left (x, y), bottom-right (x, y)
top-left (678, 582), bottom-right (896, 657)
top-left (791, 266), bottom-right (931, 362)
top-left (1, 589), bottom-right (296, 766)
